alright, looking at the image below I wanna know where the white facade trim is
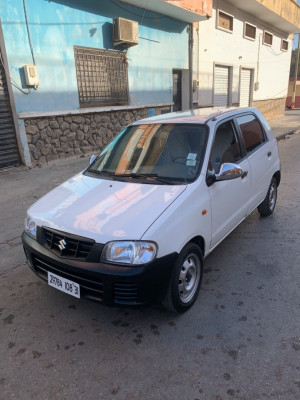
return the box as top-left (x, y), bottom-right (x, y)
top-left (18, 103), bottom-right (173, 119)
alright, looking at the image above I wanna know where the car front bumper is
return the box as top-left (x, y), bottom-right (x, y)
top-left (22, 231), bottom-right (177, 307)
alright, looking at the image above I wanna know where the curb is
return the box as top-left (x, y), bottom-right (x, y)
top-left (276, 129), bottom-right (299, 142)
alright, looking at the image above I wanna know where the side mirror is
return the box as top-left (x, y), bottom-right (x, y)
top-left (215, 163), bottom-right (243, 181)
top-left (89, 155), bottom-right (97, 165)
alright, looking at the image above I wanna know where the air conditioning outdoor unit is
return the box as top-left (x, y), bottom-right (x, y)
top-left (113, 17), bottom-right (138, 47)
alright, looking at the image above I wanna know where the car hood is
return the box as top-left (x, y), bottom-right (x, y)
top-left (28, 173), bottom-right (187, 243)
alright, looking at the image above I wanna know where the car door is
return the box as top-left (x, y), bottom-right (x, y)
top-left (235, 113), bottom-right (273, 213)
top-left (207, 119), bottom-right (251, 250)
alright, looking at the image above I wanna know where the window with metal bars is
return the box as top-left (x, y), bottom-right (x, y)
top-left (281, 39), bottom-right (288, 51)
top-left (74, 46), bottom-right (129, 107)
top-left (244, 22), bottom-right (256, 40)
top-left (217, 10), bottom-right (233, 32)
top-left (263, 31), bottom-right (273, 46)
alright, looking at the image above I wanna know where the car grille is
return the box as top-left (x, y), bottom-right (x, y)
top-left (42, 227), bottom-right (95, 260)
top-left (113, 282), bottom-right (139, 304)
top-left (32, 255), bottom-right (104, 302)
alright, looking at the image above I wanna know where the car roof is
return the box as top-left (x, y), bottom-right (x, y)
top-left (131, 107), bottom-right (259, 126)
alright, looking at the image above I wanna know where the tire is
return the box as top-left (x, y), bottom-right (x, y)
top-left (162, 243), bottom-right (203, 313)
top-left (257, 177), bottom-right (277, 217)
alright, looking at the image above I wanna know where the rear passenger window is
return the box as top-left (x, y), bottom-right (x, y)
top-left (236, 114), bottom-right (266, 153)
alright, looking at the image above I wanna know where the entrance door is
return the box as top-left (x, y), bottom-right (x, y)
top-left (239, 68), bottom-right (253, 107)
top-left (213, 65), bottom-right (231, 107)
top-left (172, 70), bottom-right (182, 111)
top-left (0, 48), bottom-right (20, 169)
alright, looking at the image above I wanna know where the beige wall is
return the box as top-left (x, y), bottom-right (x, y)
top-left (165, 0), bottom-right (212, 17)
top-left (257, 0), bottom-right (300, 29)
top-left (287, 80), bottom-right (300, 97)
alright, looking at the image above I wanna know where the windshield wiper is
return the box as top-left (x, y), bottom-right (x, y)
top-left (87, 169), bottom-right (114, 176)
top-left (113, 173), bottom-right (174, 185)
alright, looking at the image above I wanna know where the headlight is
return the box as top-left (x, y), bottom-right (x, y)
top-left (25, 214), bottom-right (37, 239)
top-left (101, 241), bottom-right (157, 265)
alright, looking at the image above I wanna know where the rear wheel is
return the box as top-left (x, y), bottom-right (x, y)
top-left (257, 177), bottom-right (277, 216)
top-left (162, 243), bottom-right (203, 313)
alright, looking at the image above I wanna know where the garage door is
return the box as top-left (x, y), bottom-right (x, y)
top-left (0, 49), bottom-right (20, 169)
top-left (213, 65), bottom-right (230, 107)
top-left (240, 68), bottom-right (252, 107)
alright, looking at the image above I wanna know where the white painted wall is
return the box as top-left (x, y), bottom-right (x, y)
top-left (194, 0), bottom-right (292, 107)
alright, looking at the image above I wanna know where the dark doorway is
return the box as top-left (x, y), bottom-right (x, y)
top-left (0, 47), bottom-right (20, 169)
top-left (173, 69), bottom-right (182, 112)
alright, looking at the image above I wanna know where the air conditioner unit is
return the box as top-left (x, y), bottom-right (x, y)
top-left (113, 17), bottom-right (138, 47)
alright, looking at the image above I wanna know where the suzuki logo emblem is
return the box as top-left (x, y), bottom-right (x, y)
top-left (58, 239), bottom-right (67, 251)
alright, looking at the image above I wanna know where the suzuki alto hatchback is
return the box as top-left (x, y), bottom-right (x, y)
top-left (22, 108), bottom-right (281, 312)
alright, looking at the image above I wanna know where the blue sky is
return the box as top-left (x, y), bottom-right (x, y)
top-left (293, 1), bottom-right (300, 49)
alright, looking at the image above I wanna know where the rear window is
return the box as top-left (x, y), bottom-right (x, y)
top-left (236, 114), bottom-right (266, 153)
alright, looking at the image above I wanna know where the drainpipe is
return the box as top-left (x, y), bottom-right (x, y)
top-left (292, 33), bottom-right (300, 107)
top-left (189, 23), bottom-right (193, 110)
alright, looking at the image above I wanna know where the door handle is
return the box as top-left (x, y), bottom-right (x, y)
top-left (241, 171), bottom-right (248, 179)
top-left (267, 151), bottom-right (272, 157)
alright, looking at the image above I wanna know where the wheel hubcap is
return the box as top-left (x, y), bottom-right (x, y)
top-left (269, 183), bottom-right (277, 210)
top-left (178, 253), bottom-right (200, 303)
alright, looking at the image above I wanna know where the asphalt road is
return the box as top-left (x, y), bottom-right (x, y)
top-left (0, 134), bottom-right (300, 400)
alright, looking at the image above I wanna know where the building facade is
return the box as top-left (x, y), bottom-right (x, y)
top-left (0, 0), bottom-right (210, 168)
top-left (0, 0), bottom-right (299, 169)
top-left (193, 0), bottom-right (300, 118)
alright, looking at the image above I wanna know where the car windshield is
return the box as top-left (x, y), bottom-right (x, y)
top-left (86, 123), bottom-right (208, 184)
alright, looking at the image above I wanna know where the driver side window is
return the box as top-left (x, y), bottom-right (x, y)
top-left (209, 120), bottom-right (242, 174)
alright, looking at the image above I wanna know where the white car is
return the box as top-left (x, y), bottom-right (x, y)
top-left (22, 108), bottom-right (281, 312)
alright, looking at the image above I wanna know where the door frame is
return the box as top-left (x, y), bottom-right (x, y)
top-left (213, 63), bottom-right (233, 107)
top-left (239, 67), bottom-right (254, 107)
top-left (0, 19), bottom-right (26, 167)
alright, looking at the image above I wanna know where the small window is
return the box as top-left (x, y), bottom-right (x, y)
top-left (263, 31), bottom-right (273, 46)
top-left (244, 23), bottom-right (256, 40)
top-left (209, 120), bottom-right (241, 174)
top-left (74, 46), bottom-right (129, 107)
top-left (217, 10), bottom-right (233, 32)
top-left (236, 114), bottom-right (266, 153)
top-left (281, 39), bottom-right (289, 51)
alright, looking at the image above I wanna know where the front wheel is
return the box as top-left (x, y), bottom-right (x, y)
top-left (257, 177), bottom-right (277, 217)
top-left (162, 243), bottom-right (203, 313)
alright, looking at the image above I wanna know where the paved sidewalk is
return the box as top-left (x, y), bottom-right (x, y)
top-left (268, 110), bottom-right (300, 140)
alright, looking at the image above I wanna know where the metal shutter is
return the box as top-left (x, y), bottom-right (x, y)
top-left (0, 50), bottom-right (19, 169)
top-left (213, 65), bottom-right (229, 107)
top-left (240, 68), bottom-right (251, 107)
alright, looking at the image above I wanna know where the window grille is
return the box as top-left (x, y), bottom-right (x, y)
top-left (244, 23), bottom-right (256, 40)
top-left (281, 39), bottom-right (288, 51)
top-left (74, 46), bottom-right (129, 107)
top-left (217, 11), bottom-right (233, 32)
top-left (263, 31), bottom-right (273, 46)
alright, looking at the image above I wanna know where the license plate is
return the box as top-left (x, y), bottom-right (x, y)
top-left (48, 271), bottom-right (80, 299)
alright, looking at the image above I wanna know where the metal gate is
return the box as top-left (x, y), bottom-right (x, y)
top-left (213, 65), bottom-right (230, 107)
top-left (240, 68), bottom-right (252, 107)
top-left (0, 49), bottom-right (20, 169)
top-left (173, 70), bottom-right (182, 111)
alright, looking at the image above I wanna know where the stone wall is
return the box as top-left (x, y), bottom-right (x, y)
top-left (253, 97), bottom-right (286, 120)
top-left (24, 108), bottom-right (148, 167)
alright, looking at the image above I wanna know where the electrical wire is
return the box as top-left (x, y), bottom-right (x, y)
top-left (0, 52), bottom-right (31, 95)
top-left (23, 0), bottom-right (36, 65)
top-left (139, 0), bottom-right (150, 28)
top-left (110, 0), bottom-right (167, 20)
